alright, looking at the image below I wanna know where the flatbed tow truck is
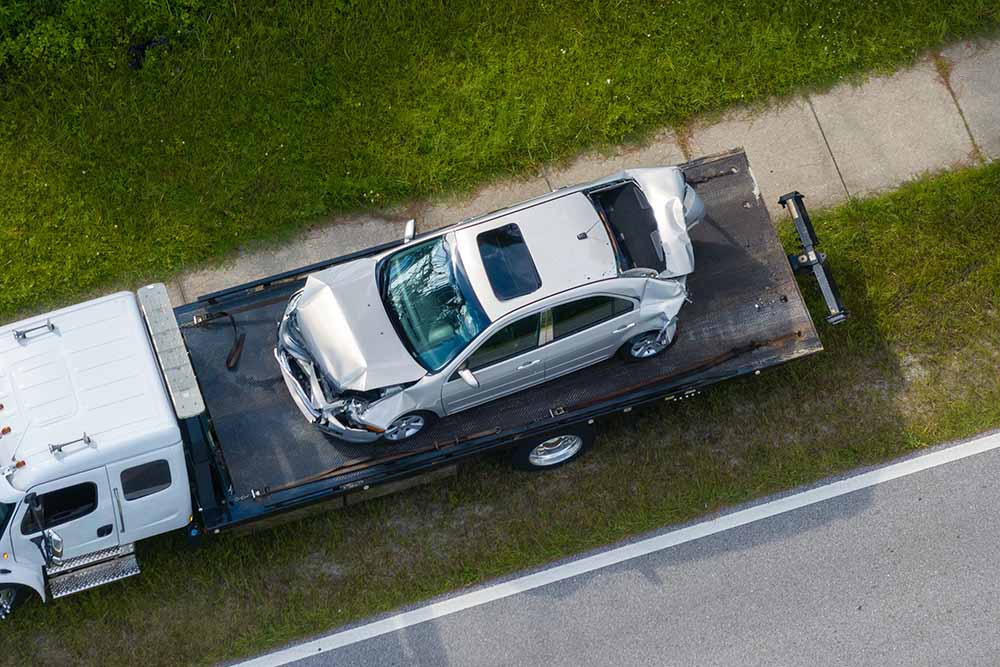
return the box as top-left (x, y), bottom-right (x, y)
top-left (0, 150), bottom-right (845, 616)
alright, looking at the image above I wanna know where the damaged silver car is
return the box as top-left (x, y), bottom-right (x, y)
top-left (275, 167), bottom-right (704, 443)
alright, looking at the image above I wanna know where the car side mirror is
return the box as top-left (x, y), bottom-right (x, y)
top-left (403, 219), bottom-right (416, 243)
top-left (44, 529), bottom-right (64, 566)
top-left (458, 366), bottom-right (480, 389)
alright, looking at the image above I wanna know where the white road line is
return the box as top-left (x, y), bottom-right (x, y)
top-left (236, 430), bottom-right (1000, 667)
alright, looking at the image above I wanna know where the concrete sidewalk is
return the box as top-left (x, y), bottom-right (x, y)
top-left (170, 37), bottom-right (999, 304)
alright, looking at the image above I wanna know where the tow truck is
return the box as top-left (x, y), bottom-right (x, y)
top-left (0, 150), bottom-right (846, 618)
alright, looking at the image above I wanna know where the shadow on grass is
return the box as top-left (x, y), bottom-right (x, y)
top-left (519, 233), bottom-right (911, 600)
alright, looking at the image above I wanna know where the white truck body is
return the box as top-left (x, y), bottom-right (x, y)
top-left (0, 291), bottom-right (191, 602)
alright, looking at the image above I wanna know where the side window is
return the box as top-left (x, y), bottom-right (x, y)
top-left (21, 483), bottom-right (98, 535)
top-left (552, 296), bottom-right (633, 340)
top-left (466, 314), bottom-right (541, 371)
top-left (121, 460), bottom-right (172, 501)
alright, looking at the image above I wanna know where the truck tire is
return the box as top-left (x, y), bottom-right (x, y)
top-left (512, 424), bottom-right (595, 471)
top-left (0, 585), bottom-right (28, 621)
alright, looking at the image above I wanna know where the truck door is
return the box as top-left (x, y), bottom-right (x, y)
top-left (105, 444), bottom-right (191, 543)
top-left (10, 468), bottom-right (119, 567)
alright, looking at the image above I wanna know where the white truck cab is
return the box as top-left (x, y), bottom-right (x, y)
top-left (0, 290), bottom-right (194, 615)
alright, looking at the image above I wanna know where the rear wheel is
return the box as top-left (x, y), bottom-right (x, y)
top-left (512, 424), bottom-right (595, 471)
top-left (382, 412), bottom-right (434, 442)
top-left (618, 326), bottom-right (677, 362)
top-left (0, 585), bottom-right (27, 621)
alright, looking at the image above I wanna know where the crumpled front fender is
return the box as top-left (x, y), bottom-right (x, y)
top-left (356, 389), bottom-right (425, 431)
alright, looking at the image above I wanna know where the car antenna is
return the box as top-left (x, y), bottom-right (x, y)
top-left (577, 219), bottom-right (601, 240)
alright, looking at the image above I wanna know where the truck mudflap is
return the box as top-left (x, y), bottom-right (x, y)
top-left (778, 191), bottom-right (849, 325)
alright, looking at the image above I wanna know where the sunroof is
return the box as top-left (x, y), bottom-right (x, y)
top-left (477, 223), bottom-right (542, 301)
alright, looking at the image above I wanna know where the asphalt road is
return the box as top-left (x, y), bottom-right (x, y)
top-left (248, 435), bottom-right (1000, 666)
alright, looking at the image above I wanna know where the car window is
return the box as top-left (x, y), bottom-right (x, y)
top-left (477, 224), bottom-right (542, 301)
top-left (21, 482), bottom-right (98, 535)
top-left (121, 460), bottom-right (172, 501)
top-left (552, 296), bottom-right (633, 340)
top-left (467, 314), bottom-right (541, 370)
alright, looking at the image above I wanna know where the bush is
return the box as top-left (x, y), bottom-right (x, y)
top-left (0, 0), bottom-right (205, 72)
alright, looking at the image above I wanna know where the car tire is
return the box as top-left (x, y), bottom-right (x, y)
top-left (512, 424), bottom-right (595, 471)
top-left (381, 412), bottom-right (435, 442)
top-left (618, 326), bottom-right (678, 362)
top-left (0, 585), bottom-right (28, 621)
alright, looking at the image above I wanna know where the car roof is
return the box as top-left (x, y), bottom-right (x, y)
top-left (454, 191), bottom-right (617, 321)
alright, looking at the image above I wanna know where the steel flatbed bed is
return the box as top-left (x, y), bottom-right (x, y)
top-left (174, 150), bottom-right (838, 532)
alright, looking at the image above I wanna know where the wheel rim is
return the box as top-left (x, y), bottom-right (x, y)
top-left (630, 333), bottom-right (664, 359)
top-left (383, 414), bottom-right (425, 441)
top-left (0, 587), bottom-right (15, 620)
top-left (528, 434), bottom-right (583, 467)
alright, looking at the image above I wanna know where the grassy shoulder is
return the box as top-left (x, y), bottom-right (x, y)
top-left (4, 161), bottom-right (999, 666)
top-left (2, 1), bottom-right (999, 318)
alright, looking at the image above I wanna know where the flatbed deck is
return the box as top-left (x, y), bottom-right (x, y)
top-left (175, 150), bottom-right (822, 524)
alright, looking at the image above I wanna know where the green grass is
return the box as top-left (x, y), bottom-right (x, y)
top-left (1, 0), bottom-right (998, 319)
top-left (3, 162), bottom-right (999, 666)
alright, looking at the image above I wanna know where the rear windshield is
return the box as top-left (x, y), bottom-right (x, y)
top-left (477, 224), bottom-right (542, 301)
top-left (589, 182), bottom-right (663, 272)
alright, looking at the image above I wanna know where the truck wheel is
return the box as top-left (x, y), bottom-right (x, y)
top-left (512, 425), bottom-right (594, 471)
top-left (618, 328), bottom-right (676, 362)
top-left (382, 412), bottom-right (434, 442)
top-left (0, 585), bottom-right (27, 621)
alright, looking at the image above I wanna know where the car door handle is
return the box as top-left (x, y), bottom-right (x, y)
top-left (97, 524), bottom-right (113, 538)
top-left (613, 322), bottom-right (637, 334)
top-left (516, 359), bottom-right (541, 370)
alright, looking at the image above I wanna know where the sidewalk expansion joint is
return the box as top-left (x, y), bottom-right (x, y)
top-left (932, 52), bottom-right (987, 165)
top-left (540, 169), bottom-right (555, 192)
top-left (806, 96), bottom-right (851, 199)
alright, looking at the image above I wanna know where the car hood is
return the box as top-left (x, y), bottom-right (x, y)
top-left (292, 258), bottom-right (426, 392)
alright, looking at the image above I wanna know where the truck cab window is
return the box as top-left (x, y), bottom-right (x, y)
top-left (21, 483), bottom-right (98, 535)
top-left (0, 503), bottom-right (12, 533)
top-left (121, 460), bottom-right (172, 501)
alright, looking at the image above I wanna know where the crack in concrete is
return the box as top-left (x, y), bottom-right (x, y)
top-left (806, 96), bottom-right (851, 199)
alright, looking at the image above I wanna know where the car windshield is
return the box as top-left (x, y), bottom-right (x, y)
top-left (379, 235), bottom-right (490, 371)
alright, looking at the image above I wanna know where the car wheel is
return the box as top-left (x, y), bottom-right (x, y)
top-left (619, 327), bottom-right (677, 362)
top-left (0, 585), bottom-right (27, 621)
top-left (512, 424), bottom-right (595, 471)
top-left (382, 412), bottom-right (434, 442)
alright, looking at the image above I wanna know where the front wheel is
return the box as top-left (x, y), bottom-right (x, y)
top-left (0, 585), bottom-right (28, 621)
top-left (382, 412), bottom-right (434, 442)
top-left (512, 425), bottom-right (595, 471)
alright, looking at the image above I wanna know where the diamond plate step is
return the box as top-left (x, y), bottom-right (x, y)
top-left (45, 543), bottom-right (135, 576)
top-left (48, 554), bottom-right (141, 599)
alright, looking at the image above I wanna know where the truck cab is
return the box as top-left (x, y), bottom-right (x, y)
top-left (0, 291), bottom-right (193, 612)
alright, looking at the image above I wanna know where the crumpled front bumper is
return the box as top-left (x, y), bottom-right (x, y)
top-left (274, 293), bottom-right (383, 444)
top-left (273, 348), bottom-right (382, 443)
